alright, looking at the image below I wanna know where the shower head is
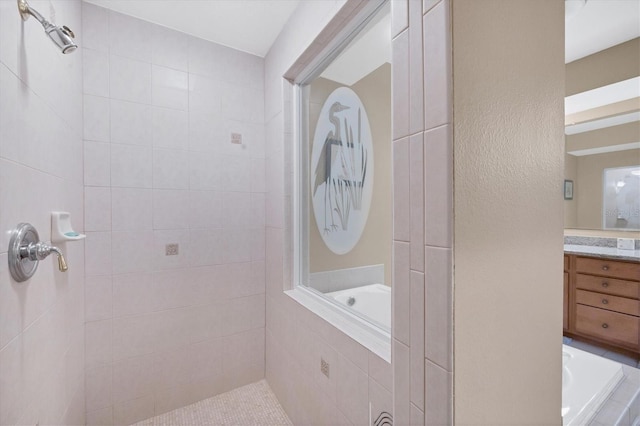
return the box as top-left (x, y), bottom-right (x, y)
top-left (17, 0), bottom-right (77, 54)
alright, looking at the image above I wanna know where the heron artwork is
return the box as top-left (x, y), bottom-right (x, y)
top-left (313, 101), bottom-right (350, 234)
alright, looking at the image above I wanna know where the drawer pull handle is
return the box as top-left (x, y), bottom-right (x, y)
top-left (602, 282), bottom-right (609, 288)
top-left (602, 265), bottom-right (609, 271)
top-left (602, 299), bottom-right (608, 305)
top-left (602, 323), bottom-right (609, 329)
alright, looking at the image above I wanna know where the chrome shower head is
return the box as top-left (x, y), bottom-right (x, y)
top-left (18, 0), bottom-right (77, 54)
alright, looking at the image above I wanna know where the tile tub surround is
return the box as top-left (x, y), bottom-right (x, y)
top-left (82, 4), bottom-right (266, 424)
top-left (0, 0), bottom-right (85, 424)
top-left (590, 365), bottom-right (640, 426)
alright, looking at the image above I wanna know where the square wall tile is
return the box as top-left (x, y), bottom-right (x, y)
top-left (425, 360), bottom-right (452, 425)
top-left (84, 141), bottom-right (110, 187)
top-left (152, 65), bottom-right (188, 110)
top-left (83, 48), bottom-right (109, 97)
top-left (409, 0), bottom-right (424, 134)
top-left (152, 107), bottom-right (188, 150)
top-left (110, 99), bottom-right (152, 146)
top-left (188, 191), bottom-right (222, 229)
top-left (85, 232), bottom-right (112, 276)
top-left (393, 138), bottom-right (410, 242)
top-left (112, 354), bottom-right (157, 403)
top-left (83, 95), bottom-right (110, 142)
top-left (424, 124), bottom-right (452, 248)
top-left (111, 187), bottom-right (152, 232)
top-left (370, 374), bottom-right (393, 423)
top-left (108, 10), bottom-right (152, 62)
top-left (85, 186), bottom-right (111, 232)
top-left (110, 55), bottom-right (152, 104)
top-left (410, 271), bottom-right (425, 410)
top-left (85, 275), bottom-right (112, 322)
top-left (393, 242), bottom-right (411, 346)
top-left (85, 319), bottom-right (112, 370)
top-left (111, 144), bottom-right (152, 188)
top-left (82, 2), bottom-right (109, 52)
top-left (111, 231), bottom-right (154, 274)
top-left (423, 1), bottom-right (451, 130)
top-left (153, 149), bottom-right (189, 189)
top-left (409, 133), bottom-right (424, 271)
top-left (153, 189), bottom-right (189, 230)
top-left (86, 365), bottom-right (112, 412)
top-left (392, 0), bottom-right (409, 38)
top-left (392, 30), bottom-right (409, 140)
top-left (152, 26), bottom-right (189, 71)
top-left (425, 246), bottom-right (452, 370)
top-left (411, 403), bottom-right (425, 426)
top-left (393, 339), bottom-right (411, 426)
top-left (336, 354), bottom-right (369, 426)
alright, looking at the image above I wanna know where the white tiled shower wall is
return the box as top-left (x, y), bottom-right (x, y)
top-left (0, 0), bottom-right (85, 424)
top-left (264, 2), bottom-right (396, 425)
top-left (81, 4), bottom-right (266, 424)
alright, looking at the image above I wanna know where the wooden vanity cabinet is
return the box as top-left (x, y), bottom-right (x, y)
top-left (563, 255), bottom-right (569, 331)
top-left (565, 254), bottom-right (640, 353)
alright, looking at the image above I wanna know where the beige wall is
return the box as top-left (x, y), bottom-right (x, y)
top-left (453, 0), bottom-right (564, 423)
top-left (565, 153), bottom-right (578, 228)
top-left (308, 64), bottom-right (392, 286)
top-left (575, 150), bottom-right (640, 229)
top-left (566, 38), bottom-right (639, 96)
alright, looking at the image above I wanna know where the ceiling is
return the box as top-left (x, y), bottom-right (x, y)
top-left (85, 0), bottom-right (639, 64)
top-left (84, 0), bottom-right (300, 57)
top-left (565, 0), bottom-right (640, 63)
top-left (320, 5), bottom-right (391, 86)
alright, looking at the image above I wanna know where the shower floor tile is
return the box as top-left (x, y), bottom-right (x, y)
top-left (132, 380), bottom-right (292, 426)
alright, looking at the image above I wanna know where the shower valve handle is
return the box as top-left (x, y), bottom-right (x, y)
top-left (21, 241), bottom-right (68, 272)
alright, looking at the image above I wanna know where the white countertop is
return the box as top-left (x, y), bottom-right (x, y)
top-left (564, 244), bottom-right (640, 262)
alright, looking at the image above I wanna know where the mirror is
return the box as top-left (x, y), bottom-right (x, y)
top-left (564, 42), bottom-right (640, 232)
top-left (297, 3), bottom-right (391, 330)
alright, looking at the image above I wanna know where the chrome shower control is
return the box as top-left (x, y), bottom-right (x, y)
top-left (8, 223), bottom-right (68, 282)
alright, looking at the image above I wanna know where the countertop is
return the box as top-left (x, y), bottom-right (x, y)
top-left (564, 244), bottom-right (640, 262)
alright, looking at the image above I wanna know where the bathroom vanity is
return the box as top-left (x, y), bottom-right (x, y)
top-left (564, 248), bottom-right (640, 354)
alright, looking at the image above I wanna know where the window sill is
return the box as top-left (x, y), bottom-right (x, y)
top-left (285, 286), bottom-right (391, 363)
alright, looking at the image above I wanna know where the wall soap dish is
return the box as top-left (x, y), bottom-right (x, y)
top-left (51, 211), bottom-right (85, 243)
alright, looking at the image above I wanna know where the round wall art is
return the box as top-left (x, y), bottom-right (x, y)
top-left (310, 87), bottom-right (374, 255)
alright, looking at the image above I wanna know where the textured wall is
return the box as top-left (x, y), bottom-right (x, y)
top-left (452, 0), bottom-right (565, 423)
top-left (0, 0), bottom-right (85, 424)
top-left (81, 4), bottom-right (266, 424)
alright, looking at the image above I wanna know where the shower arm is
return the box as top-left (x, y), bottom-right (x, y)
top-left (18, 0), bottom-right (55, 30)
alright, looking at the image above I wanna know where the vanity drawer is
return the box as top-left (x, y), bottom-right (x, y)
top-left (576, 274), bottom-right (640, 299)
top-left (564, 272), bottom-right (569, 330)
top-left (575, 257), bottom-right (640, 281)
top-left (576, 289), bottom-right (640, 316)
top-left (564, 255), bottom-right (569, 272)
top-left (576, 304), bottom-right (639, 347)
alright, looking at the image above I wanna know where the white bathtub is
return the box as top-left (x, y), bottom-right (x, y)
top-left (325, 283), bottom-right (391, 330)
top-left (562, 345), bottom-right (624, 425)
top-left (327, 284), bottom-right (623, 425)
